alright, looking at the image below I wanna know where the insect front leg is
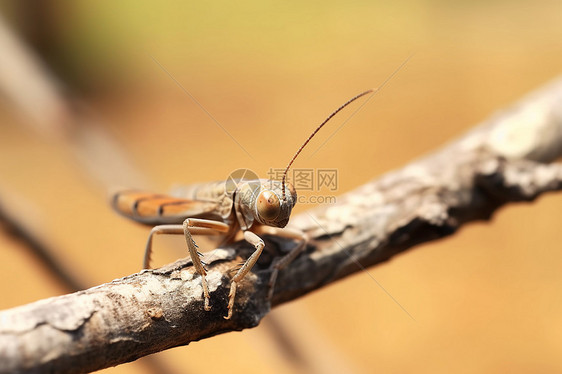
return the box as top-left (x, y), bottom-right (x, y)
top-left (252, 226), bottom-right (308, 300)
top-left (225, 230), bottom-right (265, 320)
top-left (143, 219), bottom-right (230, 312)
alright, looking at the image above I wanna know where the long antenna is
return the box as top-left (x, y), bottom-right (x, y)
top-left (281, 89), bottom-right (374, 200)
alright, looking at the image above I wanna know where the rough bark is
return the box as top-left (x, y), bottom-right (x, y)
top-left (2, 77), bottom-right (562, 373)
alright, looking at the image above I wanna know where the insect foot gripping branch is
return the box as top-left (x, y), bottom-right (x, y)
top-left (111, 88), bottom-right (375, 319)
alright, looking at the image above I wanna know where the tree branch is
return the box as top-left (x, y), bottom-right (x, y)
top-left (2, 77), bottom-right (562, 374)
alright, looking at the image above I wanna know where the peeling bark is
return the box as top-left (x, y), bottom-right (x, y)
top-left (1, 77), bottom-right (562, 373)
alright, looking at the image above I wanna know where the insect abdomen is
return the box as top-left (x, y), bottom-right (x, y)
top-left (111, 190), bottom-right (221, 225)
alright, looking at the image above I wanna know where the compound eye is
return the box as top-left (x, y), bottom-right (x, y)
top-left (257, 190), bottom-right (281, 221)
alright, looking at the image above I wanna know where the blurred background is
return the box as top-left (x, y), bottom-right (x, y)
top-left (1, 1), bottom-right (562, 373)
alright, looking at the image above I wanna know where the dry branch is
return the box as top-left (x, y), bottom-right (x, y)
top-left (2, 77), bottom-right (562, 373)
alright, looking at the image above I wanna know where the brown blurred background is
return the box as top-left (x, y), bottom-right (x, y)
top-left (1, 1), bottom-right (562, 373)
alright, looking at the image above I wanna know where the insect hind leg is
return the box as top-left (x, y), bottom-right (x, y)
top-left (144, 224), bottom-right (185, 269)
top-left (143, 220), bottom-right (229, 312)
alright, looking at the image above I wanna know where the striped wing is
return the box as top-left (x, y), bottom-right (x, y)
top-left (111, 190), bottom-right (223, 225)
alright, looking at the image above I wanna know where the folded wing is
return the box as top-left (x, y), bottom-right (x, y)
top-left (111, 190), bottom-right (223, 225)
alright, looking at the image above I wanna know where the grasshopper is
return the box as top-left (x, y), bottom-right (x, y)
top-left (112, 89), bottom-right (373, 319)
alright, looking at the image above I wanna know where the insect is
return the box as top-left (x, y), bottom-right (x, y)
top-left (112, 89), bottom-right (373, 319)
